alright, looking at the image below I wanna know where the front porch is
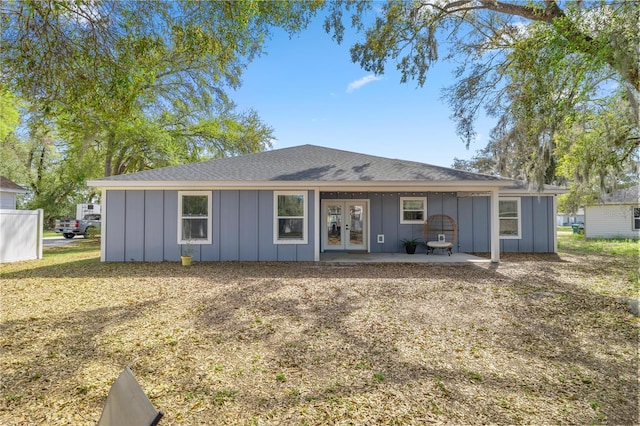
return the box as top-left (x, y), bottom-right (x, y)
top-left (319, 251), bottom-right (490, 264)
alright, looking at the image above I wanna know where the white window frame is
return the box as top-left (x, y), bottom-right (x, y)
top-left (400, 197), bottom-right (427, 224)
top-left (633, 207), bottom-right (640, 231)
top-left (177, 191), bottom-right (212, 244)
top-left (274, 191), bottom-right (308, 244)
top-left (499, 197), bottom-right (522, 239)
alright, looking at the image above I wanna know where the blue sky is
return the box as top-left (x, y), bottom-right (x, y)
top-left (233, 15), bottom-right (493, 168)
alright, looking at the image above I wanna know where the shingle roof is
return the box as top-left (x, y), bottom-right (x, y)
top-left (602, 185), bottom-right (640, 204)
top-left (96, 144), bottom-right (511, 184)
top-left (0, 176), bottom-right (27, 192)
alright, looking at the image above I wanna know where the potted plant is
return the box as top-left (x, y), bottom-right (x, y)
top-left (401, 238), bottom-right (419, 254)
top-left (181, 241), bottom-right (194, 266)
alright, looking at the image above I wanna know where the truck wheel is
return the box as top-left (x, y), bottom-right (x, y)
top-left (63, 233), bottom-right (75, 239)
top-left (84, 227), bottom-right (97, 238)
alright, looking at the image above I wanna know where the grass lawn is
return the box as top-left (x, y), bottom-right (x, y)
top-left (559, 233), bottom-right (639, 256)
top-left (1, 238), bottom-right (638, 425)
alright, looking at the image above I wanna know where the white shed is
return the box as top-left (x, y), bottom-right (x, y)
top-left (584, 185), bottom-right (640, 239)
top-left (0, 176), bottom-right (27, 209)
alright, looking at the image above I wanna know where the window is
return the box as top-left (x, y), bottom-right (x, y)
top-left (274, 191), bottom-right (307, 244)
top-left (400, 197), bottom-right (427, 224)
top-left (633, 207), bottom-right (640, 231)
top-left (178, 191), bottom-right (212, 244)
top-left (499, 198), bottom-right (521, 239)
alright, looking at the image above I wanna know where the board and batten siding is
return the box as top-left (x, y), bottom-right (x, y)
top-left (104, 189), bottom-right (316, 262)
top-left (585, 204), bottom-right (640, 239)
top-left (321, 192), bottom-right (555, 254)
top-left (103, 189), bottom-right (557, 261)
top-left (458, 195), bottom-right (555, 253)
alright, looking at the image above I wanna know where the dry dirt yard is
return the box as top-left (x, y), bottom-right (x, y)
top-left (1, 241), bottom-right (638, 425)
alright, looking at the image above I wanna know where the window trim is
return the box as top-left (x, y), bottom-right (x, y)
top-left (633, 207), bottom-right (640, 231)
top-left (177, 191), bottom-right (212, 245)
top-left (273, 191), bottom-right (308, 244)
top-left (499, 197), bottom-right (522, 239)
top-left (400, 197), bottom-right (427, 224)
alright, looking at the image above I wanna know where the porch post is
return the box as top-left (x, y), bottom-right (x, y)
top-left (314, 188), bottom-right (320, 261)
top-left (490, 188), bottom-right (500, 263)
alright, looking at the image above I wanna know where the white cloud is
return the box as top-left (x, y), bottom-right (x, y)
top-left (346, 75), bottom-right (382, 93)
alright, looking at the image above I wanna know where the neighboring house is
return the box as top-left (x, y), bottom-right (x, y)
top-left (556, 209), bottom-right (584, 226)
top-left (0, 176), bottom-right (27, 209)
top-left (87, 145), bottom-right (565, 263)
top-left (584, 185), bottom-right (640, 239)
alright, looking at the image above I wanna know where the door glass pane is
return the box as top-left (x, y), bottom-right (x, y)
top-left (326, 204), bottom-right (342, 246)
top-left (349, 204), bottom-right (363, 246)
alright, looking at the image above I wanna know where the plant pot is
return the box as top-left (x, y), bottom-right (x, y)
top-left (181, 255), bottom-right (192, 266)
top-left (405, 245), bottom-right (417, 254)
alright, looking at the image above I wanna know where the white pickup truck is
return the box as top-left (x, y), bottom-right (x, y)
top-left (54, 214), bottom-right (101, 239)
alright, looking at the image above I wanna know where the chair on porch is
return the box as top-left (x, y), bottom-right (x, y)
top-left (422, 214), bottom-right (457, 256)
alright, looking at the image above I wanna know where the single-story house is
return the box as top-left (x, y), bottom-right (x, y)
top-left (87, 145), bottom-right (565, 263)
top-left (584, 185), bottom-right (640, 239)
top-left (0, 176), bottom-right (27, 209)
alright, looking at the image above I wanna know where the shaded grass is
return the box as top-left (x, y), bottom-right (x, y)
top-left (1, 238), bottom-right (638, 425)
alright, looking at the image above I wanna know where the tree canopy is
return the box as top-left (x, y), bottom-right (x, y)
top-left (0, 0), bottom-right (321, 220)
top-left (325, 0), bottom-right (639, 202)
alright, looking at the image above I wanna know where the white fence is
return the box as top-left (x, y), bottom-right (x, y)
top-left (0, 209), bottom-right (43, 263)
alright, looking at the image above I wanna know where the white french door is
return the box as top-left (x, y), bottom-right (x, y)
top-left (321, 200), bottom-right (368, 251)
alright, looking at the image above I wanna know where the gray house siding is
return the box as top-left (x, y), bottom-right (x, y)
top-left (499, 195), bottom-right (554, 253)
top-left (104, 189), bottom-right (316, 262)
top-left (125, 190), bottom-right (145, 261)
top-left (318, 192), bottom-right (554, 254)
top-left (457, 196), bottom-right (490, 253)
top-left (103, 189), bottom-right (556, 262)
top-left (144, 190), bottom-right (164, 261)
top-left (105, 190), bottom-right (125, 261)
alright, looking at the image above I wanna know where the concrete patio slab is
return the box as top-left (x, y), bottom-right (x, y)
top-left (319, 251), bottom-right (491, 264)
